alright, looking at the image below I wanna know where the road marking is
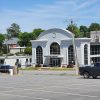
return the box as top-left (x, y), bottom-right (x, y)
top-left (0, 84), bottom-right (100, 94)
top-left (0, 92), bottom-right (50, 100)
top-left (24, 89), bottom-right (98, 98)
top-left (0, 86), bottom-right (97, 98)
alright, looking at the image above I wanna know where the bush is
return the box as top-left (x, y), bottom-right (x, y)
top-left (1, 45), bottom-right (7, 54)
top-left (35, 64), bottom-right (41, 67)
top-left (0, 53), bottom-right (3, 56)
top-left (67, 64), bottom-right (74, 68)
top-left (43, 65), bottom-right (47, 67)
top-left (24, 47), bottom-right (32, 55)
top-left (62, 65), bottom-right (66, 68)
top-left (7, 53), bottom-right (14, 56)
top-left (15, 52), bottom-right (24, 56)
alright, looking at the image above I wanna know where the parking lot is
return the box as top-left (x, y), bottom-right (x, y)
top-left (0, 70), bottom-right (100, 100)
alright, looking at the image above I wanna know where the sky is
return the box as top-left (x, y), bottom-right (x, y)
top-left (0, 0), bottom-right (100, 33)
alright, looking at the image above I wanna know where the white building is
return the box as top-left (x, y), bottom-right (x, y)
top-left (31, 28), bottom-right (91, 67)
top-left (3, 38), bottom-right (26, 54)
top-left (10, 47), bottom-right (26, 54)
top-left (0, 56), bottom-right (32, 68)
top-left (90, 31), bottom-right (100, 63)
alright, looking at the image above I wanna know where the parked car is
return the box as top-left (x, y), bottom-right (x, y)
top-left (79, 62), bottom-right (100, 79)
top-left (0, 65), bottom-right (13, 73)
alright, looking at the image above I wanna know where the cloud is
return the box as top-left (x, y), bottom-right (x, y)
top-left (0, 0), bottom-right (100, 33)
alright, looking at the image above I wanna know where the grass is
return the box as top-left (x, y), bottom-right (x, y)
top-left (20, 67), bottom-right (75, 71)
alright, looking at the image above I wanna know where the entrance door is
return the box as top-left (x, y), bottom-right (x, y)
top-left (50, 58), bottom-right (61, 67)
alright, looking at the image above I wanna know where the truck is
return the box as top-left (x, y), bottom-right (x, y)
top-left (79, 62), bottom-right (100, 79)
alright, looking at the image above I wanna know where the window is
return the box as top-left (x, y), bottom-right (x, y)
top-left (68, 45), bottom-right (75, 64)
top-left (91, 57), bottom-right (100, 63)
top-left (84, 44), bottom-right (88, 65)
top-left (95, 35), bottom-right (99, 42)
top-left (36, 46), bottom-right (43, 64)
top-left (90, 45), bottom-right (100, 55)
top-left (50, 42), bottom-right (60, 55)
top-left (26, 59), bottom-right (28, 62)
top-left (30, 58), bottom-right (32, 63)
top-left (16, 59), bottom-right (19, 63)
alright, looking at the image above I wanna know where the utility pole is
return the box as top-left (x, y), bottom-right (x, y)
top-left (66, 19), bottom-right (79, 75)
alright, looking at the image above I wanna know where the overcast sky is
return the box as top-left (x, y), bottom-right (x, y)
top-left (0, 0), bottom-right (100, 33)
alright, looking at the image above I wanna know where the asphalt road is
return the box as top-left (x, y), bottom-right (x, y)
top-left (0, 70), bottom-right (100, 100)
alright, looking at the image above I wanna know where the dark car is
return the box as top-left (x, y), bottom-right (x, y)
top-left (0, 65), bottom-right (13, 73)
top-left (79, 62), bottom-right (100, 79)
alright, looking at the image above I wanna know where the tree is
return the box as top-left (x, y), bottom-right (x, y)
top-left (24, 47), bottom-right (32, 55)
top-left (89, 23), bottom-right (100, 31)
top-left (18, 32), bottom-right (32, 46)
top-left (80, 26), bottom-right (89, 37)
top-left (0, 33), bottom-right (5, 53)
top-left (0, 33), bottom-right (5, 44)
top-left (31, 28), bottom-right (44, 39)
top-left (67, 24), bottom-right (80, 38)
top-left (2, 45), bottom-right (7, 54)
top-left (7, 23), bottom-right (20, 38)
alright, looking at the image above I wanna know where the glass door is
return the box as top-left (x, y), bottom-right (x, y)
top-left (50, 58), bottom-right (61, 67)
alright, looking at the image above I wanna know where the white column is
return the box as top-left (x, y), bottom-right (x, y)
top-left (66, 47), bottom-right (68, 65)
top-left (81, 44), bottom-right (84, 65)
top-left (88, 43), bottom-right (90, 65)
top-left (32, 49), bottom-right (36, 66)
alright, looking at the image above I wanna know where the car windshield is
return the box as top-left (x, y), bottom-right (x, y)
top-left (94, 63), bottom-right (100, 67)
top-left (0, 65), bottom-right (12, 69)
top-left (6, 65), bottom-right (12, 69)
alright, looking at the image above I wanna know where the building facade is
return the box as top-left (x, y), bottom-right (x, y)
top-left (31, 28), bottom-right (91, 67)
top-left (90, 31), bottom-right (100, 63)
top-left (3, 38), bottom-right (26, 54)
top-left (0, 56), bottom-right (32, 68)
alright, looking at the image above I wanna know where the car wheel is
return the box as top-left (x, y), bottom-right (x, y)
top-left (92, 75), bottom-right (97, 79)
top-left (83, 72), bottom-right (90, 79)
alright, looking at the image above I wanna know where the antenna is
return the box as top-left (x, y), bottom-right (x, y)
top-left (65, 18), bottom-right (79, 26)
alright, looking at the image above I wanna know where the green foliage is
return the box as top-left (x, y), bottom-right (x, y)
top-left (0, 34), bottom-right (5, 43)
top-left (7, 23), bottom-right (20, 38)
top-left (24, 47), bottom-right (32, 55)
top-left (18, 32), bottom-right (32, 46)
top-left (2, 45), bottom-right (8, 54)
top-left (0, 53), bottom-right (3, 56)
top-left (67, 24), bottom-right (80, 38)
top-left (7, 53), bottom-right (14, 56)
top-left (67, 22), bottom-right (100, 38)
top-left (80, 26), bottom-right (89, 37)
top-left (0, 34), bottom-right (5, 53)
top-left (18, 28), bottom-right (44, 47)
top-left (31, 28), bottom-right (44, 39)
top-left (15, 52), bottom-right (24, 56)
top-left (89, 23), bottom-right (100, 31)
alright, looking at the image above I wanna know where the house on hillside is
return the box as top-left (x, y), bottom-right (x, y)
top-left (3, 38), bottom-right (26, 54)
top-left (3, 38), bottom-right (19, 48)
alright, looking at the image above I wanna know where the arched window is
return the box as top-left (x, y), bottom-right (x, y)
top-left (50, 42), bottom-right (60, 54)
top-left (84, 44), bottom-right (88, 65)
top-left (68, 45), bottom-right (75, 64)
top-left (36, 46), bottom-right (43, 64)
